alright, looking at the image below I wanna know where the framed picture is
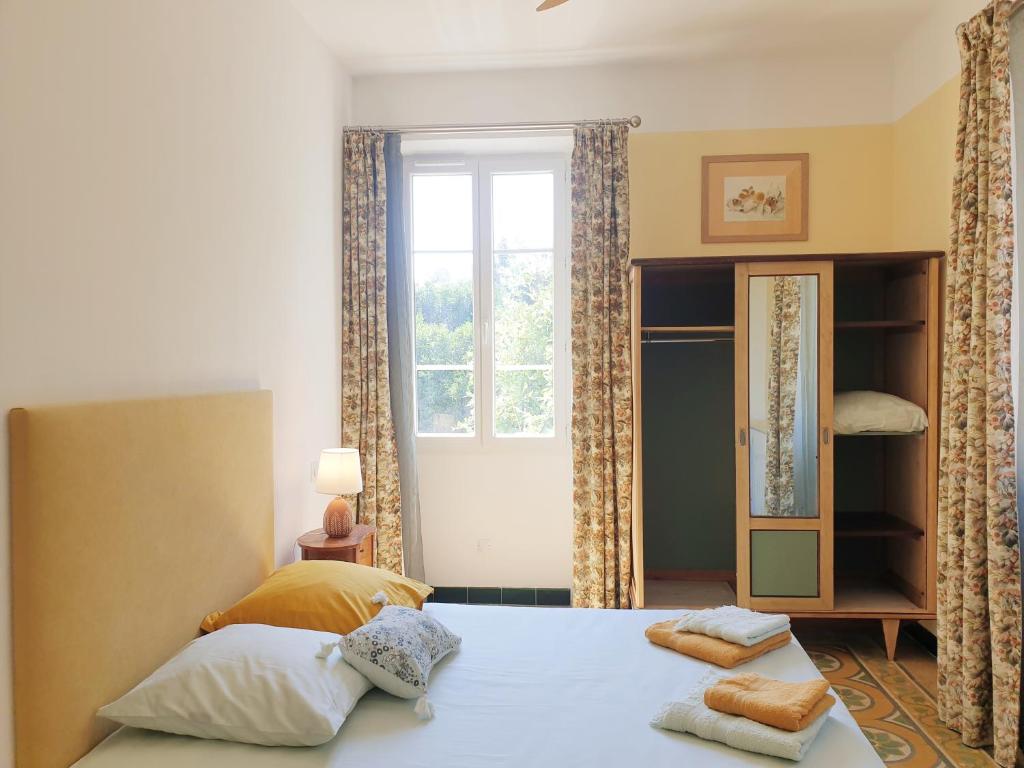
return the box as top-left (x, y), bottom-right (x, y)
top-left (701, 153), bottom-right (809, 243)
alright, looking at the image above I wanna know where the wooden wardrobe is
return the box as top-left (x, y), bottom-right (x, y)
top-left (630, 251), bottom-right (942, 658)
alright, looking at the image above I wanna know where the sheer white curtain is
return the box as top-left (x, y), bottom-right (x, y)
top-left (1009, 23), bottom-right (1024, 753)
top-left (1010, 0), bottom-right (1023, 583)
top-left (384, 133), bottom-right (425, 581)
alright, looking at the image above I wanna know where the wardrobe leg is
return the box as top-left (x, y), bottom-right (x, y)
top-left (881, 619), bottom-right (900, 661)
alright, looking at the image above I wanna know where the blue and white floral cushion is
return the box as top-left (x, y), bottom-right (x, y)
top-left (337, 605), bottom-right (460, 713)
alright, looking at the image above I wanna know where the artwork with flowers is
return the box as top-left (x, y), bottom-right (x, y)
top-left (702, 154), bottom-right (808, 243)
top-left (724, 177), bottom-right (787, 221)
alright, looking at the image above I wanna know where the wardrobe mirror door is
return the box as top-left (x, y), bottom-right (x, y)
top-left (748, 274), bottom-right (819, 518)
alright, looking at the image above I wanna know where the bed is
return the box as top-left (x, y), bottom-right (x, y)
top-left (9, 392), bottom-right (882, 767)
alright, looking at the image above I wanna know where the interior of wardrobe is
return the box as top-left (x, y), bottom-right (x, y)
top-left (637, 265), bottom-right (737, 608)
top-left (830, 258), bottom-right (935, 613)
top-left (631, 253), bottom-right (939, 630)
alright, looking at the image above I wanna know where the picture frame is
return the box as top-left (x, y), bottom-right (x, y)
top-left (701, 153), bottom-right (809, 243)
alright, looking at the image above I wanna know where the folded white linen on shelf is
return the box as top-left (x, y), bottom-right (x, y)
top-left (651, 671), bottom-right (830, 762)
top-left (673, 605), bottom-right (791, 647)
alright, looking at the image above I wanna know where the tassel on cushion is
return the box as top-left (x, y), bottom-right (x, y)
top-left (371, 591), bottom-right (389, 607)
top-left (315, 640), bottom-right (340, 660)
top-left (414, 694), bottom-right (434, 720)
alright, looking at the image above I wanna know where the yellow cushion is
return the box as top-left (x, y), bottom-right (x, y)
top-left (200, 560), bottom-right (433, 636)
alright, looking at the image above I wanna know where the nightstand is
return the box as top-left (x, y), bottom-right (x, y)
top-left (297, 524), bottom-right (375, 566)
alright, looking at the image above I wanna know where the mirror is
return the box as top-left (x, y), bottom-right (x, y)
top-left (748, 275), bottom-right (818, 517)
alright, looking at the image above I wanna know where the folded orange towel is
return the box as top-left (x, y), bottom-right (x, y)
top-left (645, 620), bottom-right (791, 668)
top-left (703, 672), bottom-right (835, 731)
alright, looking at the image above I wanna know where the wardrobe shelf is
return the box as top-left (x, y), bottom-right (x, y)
top-left (641, 325), bottom-right (735, 334)
top-left (835, 430), bottom-right (926, 437)
top-left (835, 513), bottom-right (923, 539)
top-left (834, 319), bottom-right (925, 330)
top-left (823, 579), bottom-right (928, 616)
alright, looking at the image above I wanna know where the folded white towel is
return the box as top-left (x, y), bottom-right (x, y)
top-left (673, 605), bottom-right (790, 647)
top-left (651, 671), bottom-right (829, 762)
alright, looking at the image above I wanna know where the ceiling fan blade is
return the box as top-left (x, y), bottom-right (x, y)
top-left (536, 0), bottom-right (570, 11)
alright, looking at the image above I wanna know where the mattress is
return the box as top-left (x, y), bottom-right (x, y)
top-left (75, 603), bottom-right (881, 767)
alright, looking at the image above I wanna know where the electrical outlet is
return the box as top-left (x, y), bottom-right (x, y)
top-left (476, 538), bottom-right (492, 553)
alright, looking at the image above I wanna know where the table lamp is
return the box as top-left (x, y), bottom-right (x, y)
top-left (316, 448), bottom-right (363, 538)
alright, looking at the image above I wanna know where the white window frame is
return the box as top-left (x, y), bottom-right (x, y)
top-left (405, 152), bottom-right (570, 453)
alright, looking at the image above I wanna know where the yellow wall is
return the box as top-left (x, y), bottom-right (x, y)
top-left (628, 78), bottom-right (961, 259)
top-left (891, 77), bottom-right (960, 252)
top-left (629, 125), bottom-right (894, 259)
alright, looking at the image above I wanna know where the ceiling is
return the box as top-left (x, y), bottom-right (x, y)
top-left (290, 0), bottom-right (937, 75)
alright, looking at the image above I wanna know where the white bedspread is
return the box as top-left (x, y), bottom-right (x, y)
top-left (75, 604), bottom-right (881, 767)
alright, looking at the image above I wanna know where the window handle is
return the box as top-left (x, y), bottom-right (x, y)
top-left (822, 427), bottom-right (831, 445)
top-left (739, 428), bottom-right (747, 447)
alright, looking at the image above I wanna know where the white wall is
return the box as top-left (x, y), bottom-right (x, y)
top-left (418, 448), bottom-right (573, 589)
top-left (354, 53), bottom-right (894, 132)
top-left (892, 0), bottom-right (988, 117)
top-left (0, 0), bottom-right (349, 761)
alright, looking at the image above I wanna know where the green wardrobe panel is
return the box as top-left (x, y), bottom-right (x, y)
top-left (751, 531), bottom-right (818, 597)
top-left (642, 340), bottom-right (736, 572)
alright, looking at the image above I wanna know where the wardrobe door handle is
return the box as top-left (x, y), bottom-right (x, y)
top-left (739, 428), bottom-right (747, 447)
top-left (822, 427), bottom-right (831, 445)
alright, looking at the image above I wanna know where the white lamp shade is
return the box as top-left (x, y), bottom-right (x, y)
top-left (315, 448), bottom-right (363, 496)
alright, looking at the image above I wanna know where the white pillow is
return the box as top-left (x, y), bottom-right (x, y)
top-left (337, 605), bottom-right (460, 700)
top-left (98, 623), bottom-right (371, 746)
top-left (834, 390), bottom-right (928, 435)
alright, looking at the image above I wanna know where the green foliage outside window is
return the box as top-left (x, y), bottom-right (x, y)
top-left (415, 253), bottom-right (554, 436)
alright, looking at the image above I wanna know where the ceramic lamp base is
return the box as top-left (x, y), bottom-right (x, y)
top-left (323, 497), bottom-right (354, 538)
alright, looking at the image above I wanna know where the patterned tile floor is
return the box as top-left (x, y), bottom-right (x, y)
top-left (796, 621), bottom-right (997, 768)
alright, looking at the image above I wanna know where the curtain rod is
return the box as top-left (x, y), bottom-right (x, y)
top-left (344, 115), bottom-right (641, 135)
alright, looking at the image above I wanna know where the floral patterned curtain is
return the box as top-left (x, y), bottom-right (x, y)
top-left (765, 277), bottom-right (801, 517)
top-left (341, 129), bottom-right (404, 574)
top-left (570, 123), bottom-right (633, 608)
top-left (938, 3), bottom-right (1021, 765)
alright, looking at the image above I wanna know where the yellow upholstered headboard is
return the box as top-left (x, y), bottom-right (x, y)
top-left (9, 391), bottom-right (275, 768)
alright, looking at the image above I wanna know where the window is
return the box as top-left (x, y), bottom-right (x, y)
top-left (407, 154), bottom-right (568, 444)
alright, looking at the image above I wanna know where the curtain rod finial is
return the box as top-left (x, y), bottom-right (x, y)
top-left (629, 115), bottom-right (642, 128)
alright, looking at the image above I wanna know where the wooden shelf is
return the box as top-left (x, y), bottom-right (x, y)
top-left (831, 579), bottom-right (926, 615)
top-left (835, 513), bottom-right (923, 539)
top-left (642, 578), bottom-right (736, 609)
top-left (641, 325), bottom-right (735, 334)
top-left (836, 430), bottom-right (925, 437)
top-left (835, 319), bottom-right (924, 330)
top-left (789, 579), bottom-right (931, 618)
